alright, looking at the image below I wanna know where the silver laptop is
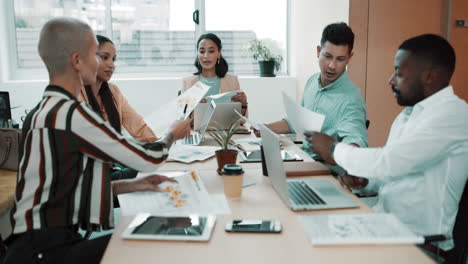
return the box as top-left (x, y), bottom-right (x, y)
top-left (259, 124), bottom-right (358, 211)
top-left (181, 101), bottom-right (216, 145)
top-left (194, 102), bottom-right (241, 130)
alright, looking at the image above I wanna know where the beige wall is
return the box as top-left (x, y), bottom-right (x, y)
top-left (349, 0), bottom-right (448, 147)
top-left (450, 0), bottom-right (468, 102)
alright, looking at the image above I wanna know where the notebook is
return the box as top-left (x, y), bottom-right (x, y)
top-left (194, 102), bottom-right (241, 131)
top-left (181, 101), bottom-right (216, 145)
top-left (259, 124), bottom-right (358, 211)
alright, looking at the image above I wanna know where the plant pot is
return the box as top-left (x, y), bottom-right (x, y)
top-left (258, 61), bottom-right (276, 77)
top-left (215, 149), bottom-right (238, 175)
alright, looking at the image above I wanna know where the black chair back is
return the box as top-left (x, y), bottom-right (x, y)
top-left (446, 180), bottom-right (468, 263)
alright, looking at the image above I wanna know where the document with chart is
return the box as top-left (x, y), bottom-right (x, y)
top-left (299, 213), bottom-right (424, 245)
top-left (144, 81), bottom-right (210, 137)
top-left (282, 91), bottom-right (325, 136)
top-left (118, 170), bottom-right (229, 216)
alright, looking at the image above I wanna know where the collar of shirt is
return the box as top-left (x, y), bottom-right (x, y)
top-left (317, 71), bottom-right (350, 91)
top-left (403, 85), bottom-right (454, 120)
top-left (43, 85), bottom-right (78, 101)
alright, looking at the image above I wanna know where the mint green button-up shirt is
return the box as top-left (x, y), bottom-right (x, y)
top-left (286, 71), bottom-right (368, 167)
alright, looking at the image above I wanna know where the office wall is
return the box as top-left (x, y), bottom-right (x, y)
top-left (0, 76), bottom-right (296, 126)
top-left (289, 0), bottom-right (349, 101)
top-left (349, 0), bottom-right (447, 147)
top-left (450, 0), bottom-right (468, 102)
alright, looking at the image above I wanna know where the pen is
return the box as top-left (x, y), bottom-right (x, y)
top-left (180, 104), bottom-right (188, 120)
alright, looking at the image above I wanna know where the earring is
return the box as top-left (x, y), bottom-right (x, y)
top-left (217, 58), bottom-right (220, 64)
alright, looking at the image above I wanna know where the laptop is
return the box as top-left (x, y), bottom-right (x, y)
top-left (180, 101), bottom-right (216, 145)
top-left (194, 102), bottom-right (241, 131)
top-left (0, 91), bottom-right (12, 128)
top-left (259, 124), bottom-right (358, 211)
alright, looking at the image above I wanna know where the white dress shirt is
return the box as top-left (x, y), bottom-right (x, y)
top-left (334, 86), bottom-right (468, 250)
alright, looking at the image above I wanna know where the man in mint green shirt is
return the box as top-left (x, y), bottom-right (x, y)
top-left (259, 22), bottom-right (367, 175)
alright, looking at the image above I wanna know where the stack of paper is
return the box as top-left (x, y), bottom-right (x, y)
top-left (299, 213), bottom-right (424, 245)
top-left (118, 171), bottom-right (231, 216)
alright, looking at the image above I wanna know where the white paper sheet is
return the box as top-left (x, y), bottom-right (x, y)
top-left (144, 81), bottom-right (210, 137)
top-left (118, 171), bottom-right (222, 216)
top-left (167, 145), bottom-right (220, 163)
top-left (282, 91), bottom-right (325, 136)
top-left (233, 137), bottom-right (262, 152)
top-left (234, 109), bottom-right (260, 130)
top-left (299, 213), bottom-right (424, 245)
top-left (206, 90), bottom-right (241, 103)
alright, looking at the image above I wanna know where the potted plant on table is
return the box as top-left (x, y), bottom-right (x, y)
top-left (208, 119), bottom-right (242, 175)
top-left (247, 39), bottom-right (283, 77)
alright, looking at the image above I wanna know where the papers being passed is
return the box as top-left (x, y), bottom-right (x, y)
top-left (299, 213), bottom-right (424, 245)
top-left (206, 90), bottom-right (241, 103)
top-left (282, 91), bottom-right (325, 136)
top-left (118, 171), bottom-right (222, 216)
top-left (144, 81), bottom-right (210, 137)
top-left (234, 109), bottom-right (260, 130)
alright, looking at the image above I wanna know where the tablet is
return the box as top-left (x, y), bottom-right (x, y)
top-left (122, 214), bottom-right (216, 241)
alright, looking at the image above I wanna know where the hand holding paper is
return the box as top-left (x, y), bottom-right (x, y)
top-left (145, 81), bottom-right (209, 137)
top-left (282, 91), bottom-right (325, 136)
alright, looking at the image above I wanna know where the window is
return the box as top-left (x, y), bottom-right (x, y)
top-left (205, 0), bottom-right (287, 75)
top-left (10, 0), bottom-right (288, 78)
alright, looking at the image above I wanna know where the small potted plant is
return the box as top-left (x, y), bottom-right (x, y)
top-left (209, 119), bottom-right (242, 175)
top-left (247, 39), bottom-right (283, 77)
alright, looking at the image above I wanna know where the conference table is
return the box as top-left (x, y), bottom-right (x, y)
top-left (100, 135), bottom-right (435, 264)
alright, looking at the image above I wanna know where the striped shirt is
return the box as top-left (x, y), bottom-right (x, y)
top-left (9, 85), bottom-right (168, 237)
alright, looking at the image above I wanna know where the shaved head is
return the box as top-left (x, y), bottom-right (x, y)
top-left (38, 17), bottom-right (95, 76)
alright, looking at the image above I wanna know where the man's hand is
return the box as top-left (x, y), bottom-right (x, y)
top-left (170, 118), bottom-right (192, 140)
top-left (304, 132), bottom-right (337, 165)
top-left (113, 175), bottom-right (178, 195)
top-left (339, 173), bottom-right (368, 191)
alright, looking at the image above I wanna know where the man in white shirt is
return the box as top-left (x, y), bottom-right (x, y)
top-left (306, 34), bottom-right (468, 251)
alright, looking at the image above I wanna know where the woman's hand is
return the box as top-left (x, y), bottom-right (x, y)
top-left (170, 118), bottom-right (192, 140)
top-left (113, 174), bottom-right (178, 195)
top-left (231, 91), bottom-right (248, 107)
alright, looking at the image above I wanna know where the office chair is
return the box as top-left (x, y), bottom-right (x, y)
top-left (444, 179), bottom-right (468, 263)
top-left (422, 180), bottom-right (468, 264)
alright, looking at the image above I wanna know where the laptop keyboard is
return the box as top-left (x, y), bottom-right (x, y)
top-left (288, 181), bottom-right (326, 205)
top-left (183, 134), bottom-right (200, 145)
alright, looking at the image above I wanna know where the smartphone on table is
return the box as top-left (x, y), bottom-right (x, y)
top-left (225, 219), bottom-right (282, 233)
